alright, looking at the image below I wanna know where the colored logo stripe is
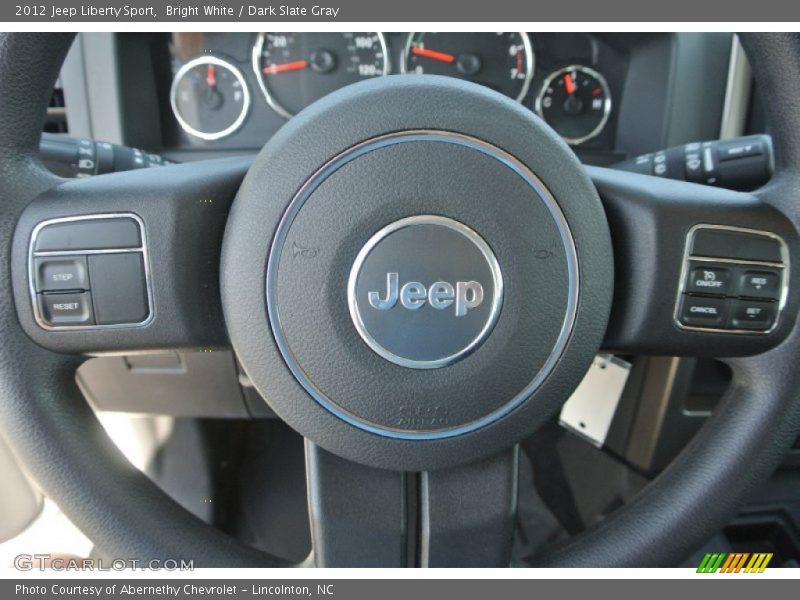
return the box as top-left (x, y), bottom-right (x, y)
top-left (697, 552), bottom-right (773, 573)
top-left (745, 553), bottom-right (773, 573)
top-left (720, 553), bottom-right (749, 573)
top-left (697, 553), bottom-right (725, 573)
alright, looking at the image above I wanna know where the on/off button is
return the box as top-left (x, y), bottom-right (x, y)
top-left (679, 296), bottom-right (727, 328)
top-left (685, 263), bottom-right (731, 295)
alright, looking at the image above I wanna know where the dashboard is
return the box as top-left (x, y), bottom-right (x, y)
top-left (61, 33), bottom-right (737, 169)
top-left (162, 32), bottom-right (624, 156)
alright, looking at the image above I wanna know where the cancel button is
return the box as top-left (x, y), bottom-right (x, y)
top-left (679, 296), bottom-right (727, 328)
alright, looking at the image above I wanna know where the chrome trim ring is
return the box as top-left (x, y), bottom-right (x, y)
top-left (400, 32), bottom-right (535, 103)
top-left (535, 64), bottom-right (612, 146)
top-left (347, 215), bottom-right (504, 369)
top-left (253, 33), bottom-right (390, 120)
top-left (169, 55), bottom-right (251, 142)
top-left (266, 130), bottom-right (579, 440)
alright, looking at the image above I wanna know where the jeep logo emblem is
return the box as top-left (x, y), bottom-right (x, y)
top-left (348, 215), bottom-right (503, 369)
top-left (368, 272), bottom-right (484, 316)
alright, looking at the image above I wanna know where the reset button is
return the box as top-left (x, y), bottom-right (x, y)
top-left (38, 292), bottom-right (94, 326)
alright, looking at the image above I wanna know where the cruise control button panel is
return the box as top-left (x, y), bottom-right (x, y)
top-left (29, 214), bottom-right (152, 330)
top-left (675, 225), bottom-right (787, 334)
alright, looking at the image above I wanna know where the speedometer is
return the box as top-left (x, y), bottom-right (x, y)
top-left (252, 32), bottom-right (389, 119)
top-left (401, 32), bottom-right (534, 102)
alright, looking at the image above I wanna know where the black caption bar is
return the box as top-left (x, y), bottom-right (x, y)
top-left (4, 579), bottom-right (797, 600)
top-left (4, 0), bottom-right (800, 21)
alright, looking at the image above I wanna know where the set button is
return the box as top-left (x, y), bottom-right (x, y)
top-left (730, 300), bottom-right (776, 330)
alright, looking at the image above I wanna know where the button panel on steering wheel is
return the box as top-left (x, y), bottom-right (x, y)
top-left (28, 213), bottom-right (153, 330)
top-left (675, 224), bottom-right (788, 334)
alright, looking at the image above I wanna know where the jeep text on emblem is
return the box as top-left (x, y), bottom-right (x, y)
top-left (368, 272), bottom-right (485, 316)
top-left (348, 215), bottom-right (503, 369)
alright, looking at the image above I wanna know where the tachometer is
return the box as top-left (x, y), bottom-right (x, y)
top-left (535, 65), bottom-right (612, 145)
top-left (401, 32), bottom-right (534, 102)
top-left (170, 56), bottom-right (250, 141)
top-left (253, 33), bottom-right (389, 119)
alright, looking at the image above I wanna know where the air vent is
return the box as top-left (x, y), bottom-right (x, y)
top-left (44, 79), bottom-right (68, 134)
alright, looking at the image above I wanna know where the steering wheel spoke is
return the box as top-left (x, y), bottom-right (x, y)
top-left (12, 157), bottom-right (250, 354)
top-left (305, 442), bottom-right (408, 567)
top-left (592, 166), bottom-right (798, 357)
top-left (305, 442), bottom-right (518, 567)
top-left (418, 445), bottom-right (518, 567)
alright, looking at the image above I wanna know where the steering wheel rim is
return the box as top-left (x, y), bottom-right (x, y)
top-left (0, 32), bottom-right (798, 567)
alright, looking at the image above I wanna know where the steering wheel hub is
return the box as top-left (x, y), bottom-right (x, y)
top-left (223, 76), bottom-right (612, 468)
top-left (348, 214), bottom-right (504, 370)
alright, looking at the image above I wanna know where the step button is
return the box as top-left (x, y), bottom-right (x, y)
top-left (34, 256), bottom-right (89, 292)
top-left (730, 300), bottom-right (777, 331)
top-left (679, 296), bottom-right (727, 328)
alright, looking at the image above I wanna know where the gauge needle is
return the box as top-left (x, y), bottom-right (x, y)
top-left (564, 73), bottom-right (576, 95)
top-left (263, 60), bottom-right (309, 75)
top-left (206, 64), bottom-right (217, 87)
top-left (411, 46), bottom-right (456, 64)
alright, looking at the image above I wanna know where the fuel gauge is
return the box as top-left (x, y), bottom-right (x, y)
top-left (170, 56), bottom-right (250, 141)
top-left (535, 65), bottom-right (611, 145)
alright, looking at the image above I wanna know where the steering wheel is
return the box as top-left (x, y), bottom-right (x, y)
top-left (1, 32), bottom-right (799, 568)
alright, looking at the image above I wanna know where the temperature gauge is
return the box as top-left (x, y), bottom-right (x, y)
top-left (535, 65), bottom-right (611, 145)
top-left (170, 56), bottom-right (250, 141)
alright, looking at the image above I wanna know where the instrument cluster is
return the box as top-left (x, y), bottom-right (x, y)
top-left (167, 32), bottom-right (623, 149)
